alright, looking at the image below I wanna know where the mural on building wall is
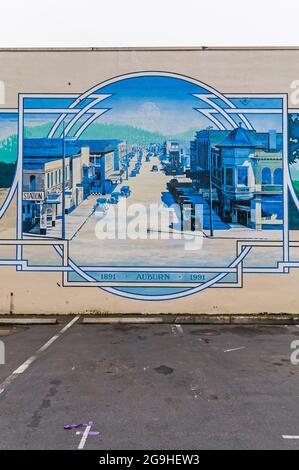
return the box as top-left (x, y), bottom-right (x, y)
top-left (0, 71), bottom-right (298, 300)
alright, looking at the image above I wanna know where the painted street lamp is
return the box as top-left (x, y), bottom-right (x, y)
top-left (209, 147), bottom-right (214, 237)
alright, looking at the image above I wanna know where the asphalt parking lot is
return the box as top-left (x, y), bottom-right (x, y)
top-left (1, 319), bottom-right (299, 450)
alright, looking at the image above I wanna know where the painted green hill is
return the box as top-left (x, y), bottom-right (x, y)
top-left (0, 135), bottom-right (18, 164)
top-left (79, 122), bottom-right (167, 144)
top-left (24, 121), bottom-right (168, 144)
top-left (169, 129), bottom-right (198, 141)
top-left (24, 121), bottom-right (202, 144)
top-left (25, 123), bottom-right (52, 138)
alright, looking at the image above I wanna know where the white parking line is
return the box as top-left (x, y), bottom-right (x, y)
top-left (78, 422), bottom-right (93, 450)
top-left (224, 346), bottom-right (245, 353)
top-left (0, 316), bottom-right (79, 395)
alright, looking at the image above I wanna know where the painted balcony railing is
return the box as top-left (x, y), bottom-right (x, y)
top-left (261, 184), bottom-right (283, 192)
top-left (224, 185), bottom-right (254, 193)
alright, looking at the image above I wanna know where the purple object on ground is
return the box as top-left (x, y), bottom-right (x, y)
top-left (64, 422), bottom-right (91, 430)
top-left (76, 431), bottom-right (100, 436)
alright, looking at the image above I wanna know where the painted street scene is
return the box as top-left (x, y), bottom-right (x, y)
top-left (2, 74), bottom-right (299, 294)
top-left (9, 75), bottom-right (289, 277)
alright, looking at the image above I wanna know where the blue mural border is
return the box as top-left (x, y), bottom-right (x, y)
top-left (0, 71), bottom-right (298, 300)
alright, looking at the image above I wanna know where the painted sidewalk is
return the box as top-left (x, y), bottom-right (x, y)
top-left (44, 196), bottom-right (97, 240)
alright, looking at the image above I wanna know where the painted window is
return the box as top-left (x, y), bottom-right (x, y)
top-left (47, 173), bottom-right (50, 188)
top-left (273, 168), bottom-right (283, 184)
top-left (237, 166), bottom-right (248, 186)
top-left (225, 167), bottom-right (233, 186)
top-left (29, 175), bottom-right (36, 191)
top-left (262, 167), bottom-right (271, 184)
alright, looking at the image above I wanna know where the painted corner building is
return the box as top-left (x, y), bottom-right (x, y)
top-left (190, 127), bottom-right (283, 230)
top-left (0, 48), bottom-right (298, 314)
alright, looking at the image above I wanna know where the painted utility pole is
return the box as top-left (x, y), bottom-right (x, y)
top-left (61, 121), bottom-right (66, 240)
top-left (209, 147), bottom-right (214, 237)
top-left (126, 142), bottom-right (129, 180)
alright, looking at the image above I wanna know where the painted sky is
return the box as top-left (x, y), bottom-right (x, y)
top-left (0, 75), bottom-right (283, 141)
top-left (0, 114), bottom-right (18, 140)
top-left (95, 76), bottom-right (283, 134)
top-left (94, 76), bottom-right (210, 134)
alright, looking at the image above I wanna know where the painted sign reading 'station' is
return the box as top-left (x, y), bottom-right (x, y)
top-left (23, 192), bottom-right (44, 201)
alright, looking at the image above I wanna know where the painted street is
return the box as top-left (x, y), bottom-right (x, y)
top-left (68, 152), bottom-right (285, 269)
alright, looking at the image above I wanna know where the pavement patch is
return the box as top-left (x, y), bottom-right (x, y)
top-left (154, 365), bottom-right (174, 375)
top-left (190, 328), bottom-right (220, 336)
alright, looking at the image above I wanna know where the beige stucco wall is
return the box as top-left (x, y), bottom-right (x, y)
top-left (0, 48), bottom-right (298, 314)
top-left (1, 48), bottom-right (299, 107)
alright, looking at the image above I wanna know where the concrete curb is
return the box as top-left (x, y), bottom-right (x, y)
top-left (82, 315), bottom-right (299, 325)
top-left (0, 318), bottom-right (58, 325)
top-left (82, 317), bottom-right (164, 324)
top-left (1, 315), bottom-right (298, 326)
